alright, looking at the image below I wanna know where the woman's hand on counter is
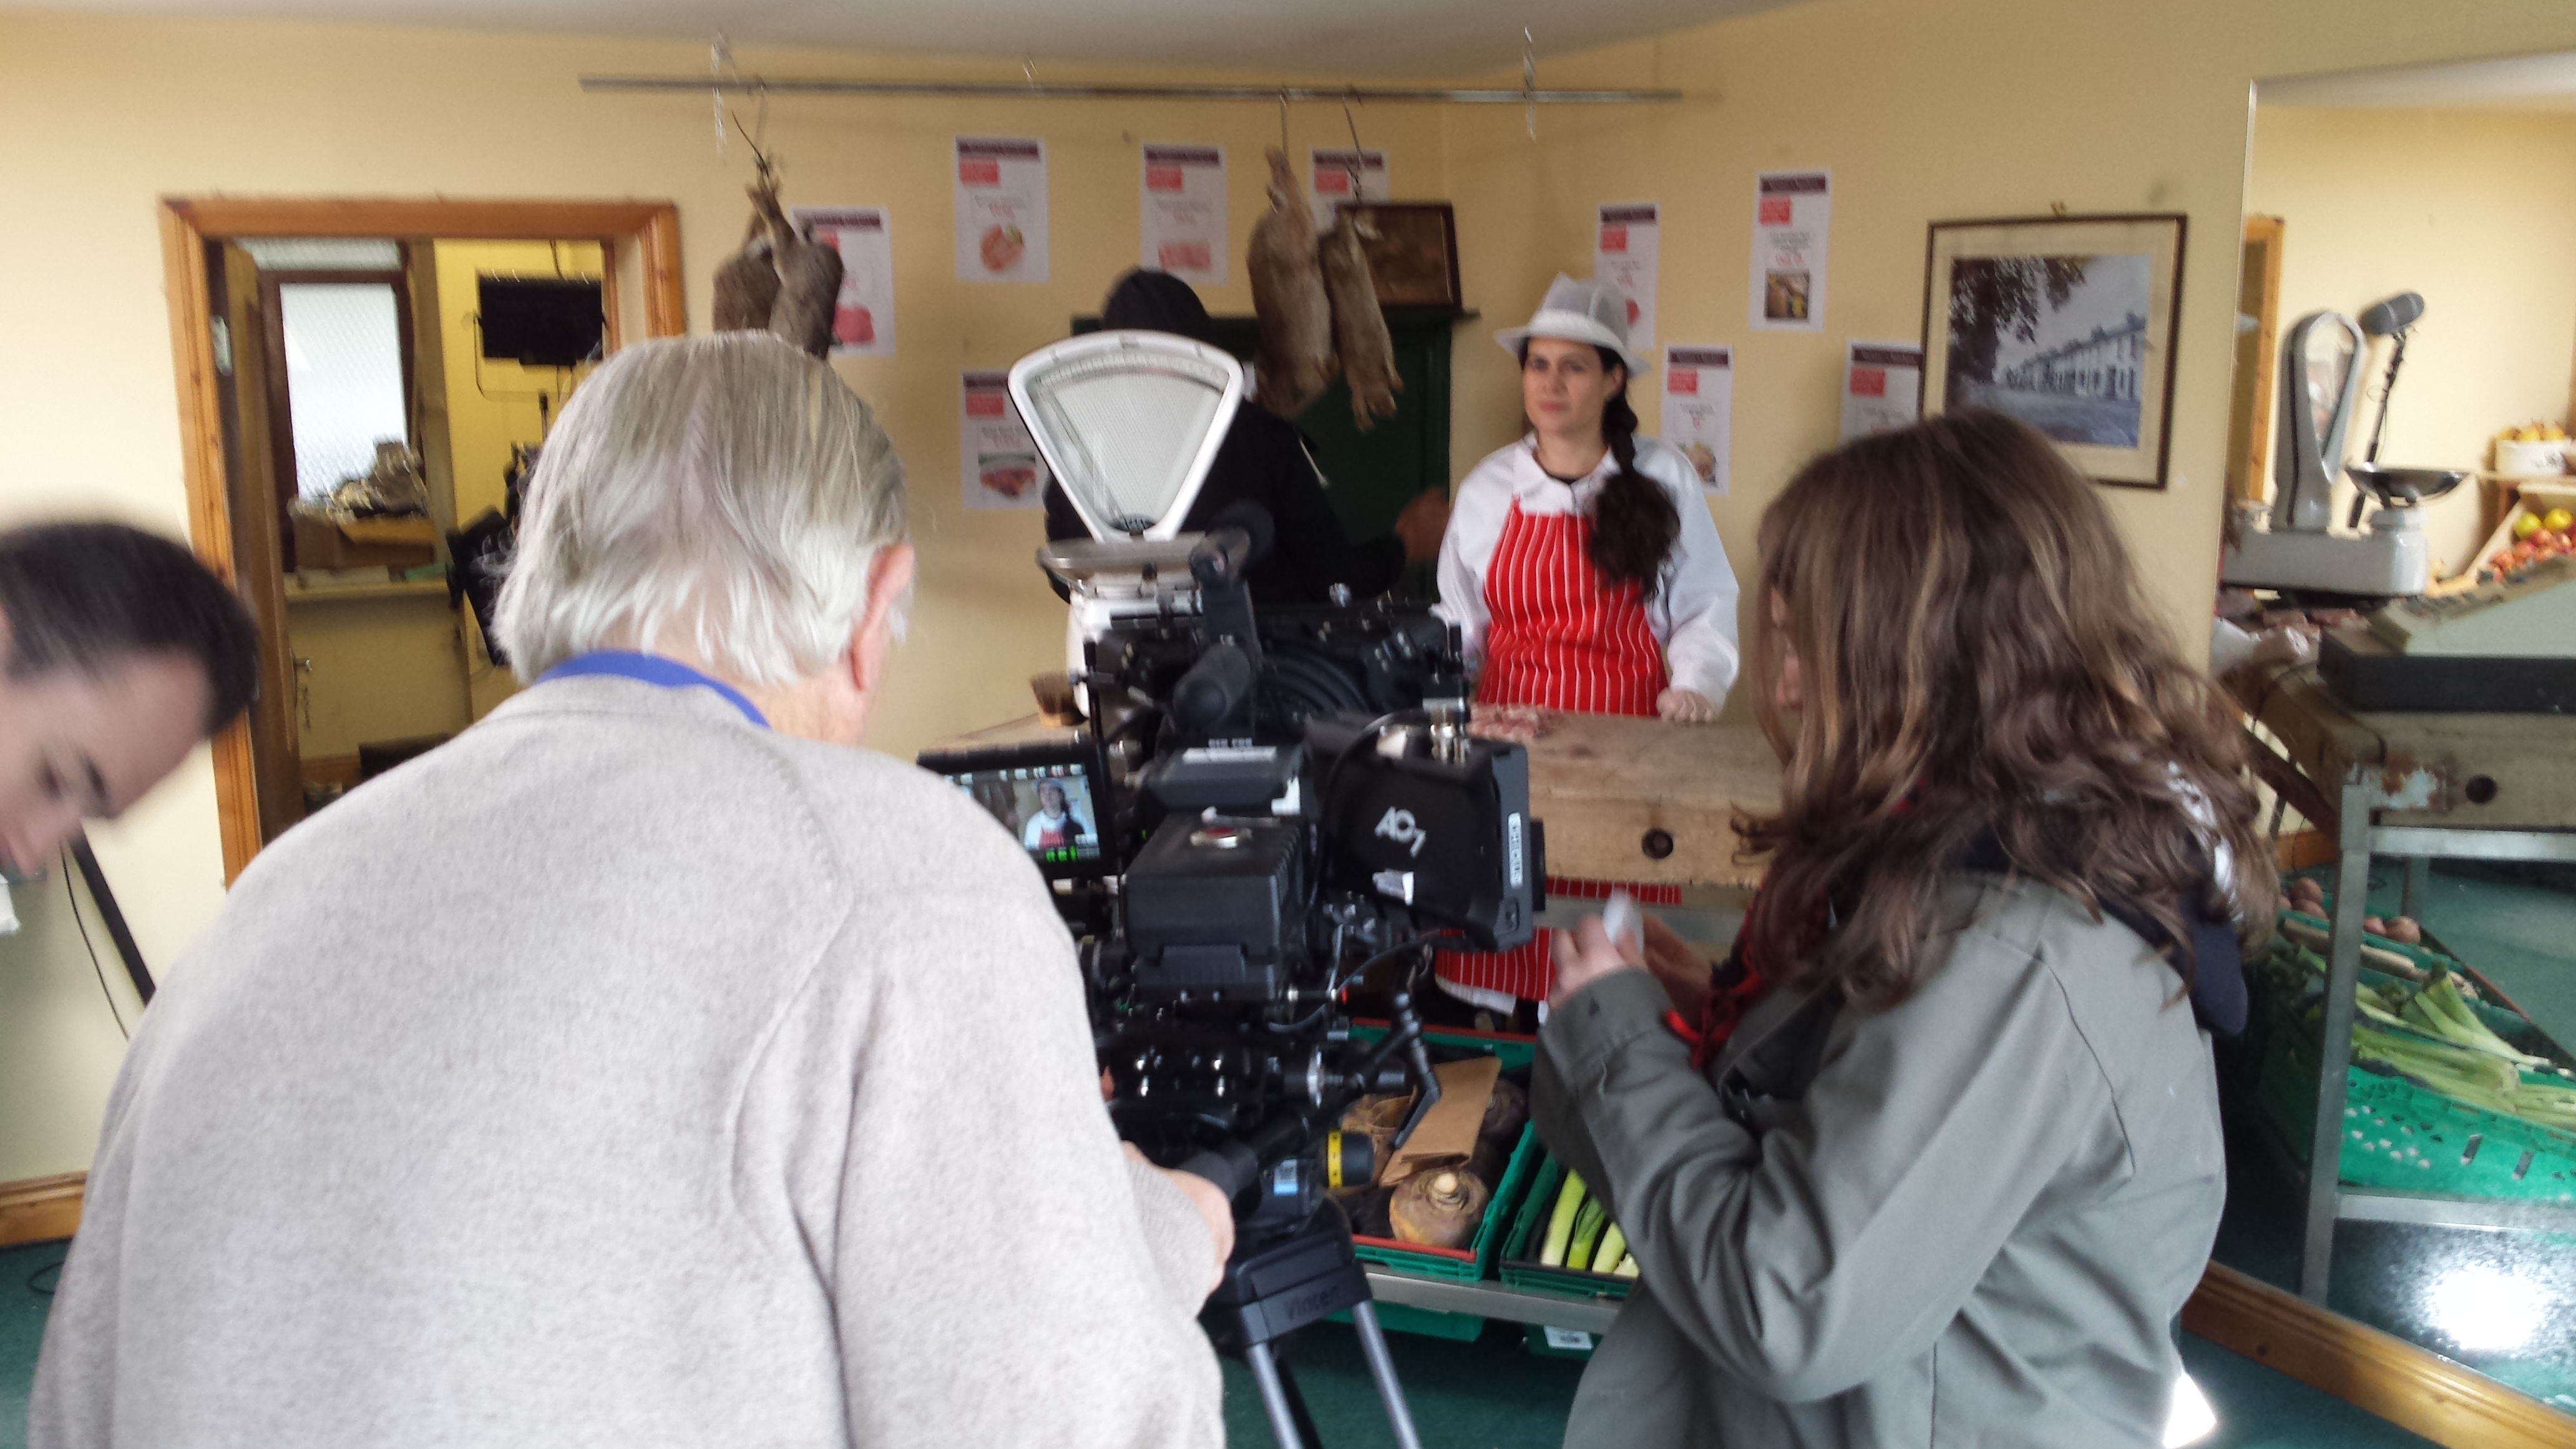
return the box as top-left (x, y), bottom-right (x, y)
top-left (1549, 912), bottom-right (1644, 1009)
top-left (1657, 687), bottom-right (1718, 724)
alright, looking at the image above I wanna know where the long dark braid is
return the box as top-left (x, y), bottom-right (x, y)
top-left (1586, 351), bottom-right (1679, 595)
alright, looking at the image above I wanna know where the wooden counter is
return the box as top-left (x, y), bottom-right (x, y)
top-left (2237, 662), bottom-right (2576, 831)
top-left (919, 711), bottom-right (1782, 890)
top-left (1519, 713), bottom-right (1779, 887)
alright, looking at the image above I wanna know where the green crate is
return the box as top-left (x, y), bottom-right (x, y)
top-left (1349, 1123), bottom-right (1539, 1283)
top-left (1498, 1153), bottom-right (1637, 1301)
top-left (1340, 1025), bottom-right (1543, 1286)
top-left (1329, 1300), bottom-right (1492, 1342)
top-left (2248, 964), bottom-right (2576, 1204)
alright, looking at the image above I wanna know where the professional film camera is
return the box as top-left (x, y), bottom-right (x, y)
top-left (917, 332), bottom-right (1543, 1448)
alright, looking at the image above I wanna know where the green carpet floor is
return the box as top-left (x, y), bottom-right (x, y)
top-left (2, 1236), bottom-right (2439, 1449)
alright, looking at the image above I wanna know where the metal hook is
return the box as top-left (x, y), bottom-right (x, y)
top-left (711, 32), bottom-right (731, 159)
top-left (1523, 27), bottom-right (1538, 141)
top-left (1341, 90), bottom-right (1367, 196)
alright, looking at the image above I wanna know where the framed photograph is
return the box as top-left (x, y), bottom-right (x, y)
top-left (1338, 201), bottom-right (1461, 310)
top-left (1920, 213), bottom-right (2187, 489)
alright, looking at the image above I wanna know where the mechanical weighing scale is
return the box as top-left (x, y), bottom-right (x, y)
top-left (2223, 295), bottom-right (2462, 600)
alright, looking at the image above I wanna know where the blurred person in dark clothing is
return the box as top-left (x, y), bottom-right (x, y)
top-left (1043, 269), bottom-right (1447, 605)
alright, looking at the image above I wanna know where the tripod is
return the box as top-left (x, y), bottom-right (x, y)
top-left (1201, 1206), bottom-right (1423, 1449)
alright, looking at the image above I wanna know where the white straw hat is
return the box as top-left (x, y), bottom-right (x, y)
top-left (1494, 274), bottom-right (1651, 376)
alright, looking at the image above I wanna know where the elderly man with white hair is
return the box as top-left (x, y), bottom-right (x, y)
top-left (32, 335), bottom-right (1229, 1449)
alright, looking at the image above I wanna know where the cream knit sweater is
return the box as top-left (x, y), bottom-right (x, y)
top-left (32, 677), bottom-right (1222, 1448)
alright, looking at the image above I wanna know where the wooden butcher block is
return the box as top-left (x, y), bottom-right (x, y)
top-left (1521, 713), bottom-right (1782, 889)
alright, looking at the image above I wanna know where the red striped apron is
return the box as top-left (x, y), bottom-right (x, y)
top-left (1439, 500), bottom-right (1679, 1003)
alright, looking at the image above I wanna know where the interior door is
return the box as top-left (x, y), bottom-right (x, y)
top-left (2225, 216), bottom-right (2286, 505)
top-left (207, 242), bottom-right (305, 842)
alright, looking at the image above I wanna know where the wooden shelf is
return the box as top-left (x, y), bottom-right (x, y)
top-left (283, 579), bottom-right (450, 605)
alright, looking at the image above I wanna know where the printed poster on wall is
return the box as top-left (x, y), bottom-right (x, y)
top-left (1662, 345), bottom-right (1734, 496)
top-left (1594, 203), bottom-right (1659, 353)
top-left (1840, 340), bottom-right (1924, 441)
top-left (1140, 144), bottom-right (1227, 285)
top-left (1749, 170), bottom-right (1830, 331)
top-left (1308, 149), bottom-right (1387, 231)
top-left (789, 207), bottom-right (897, 358)
top-left (961, 371), bottom-right (1047, 511)
top-left (954, 137), bottom-right (1049, 284)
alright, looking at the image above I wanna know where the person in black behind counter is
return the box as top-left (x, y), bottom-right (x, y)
top-left (1044, 270), bottom-right (1448, 605)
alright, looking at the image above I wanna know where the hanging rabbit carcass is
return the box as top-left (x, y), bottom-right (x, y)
top-left (1321, 207), bottom-right (1401, 430)
top-left (712, 170), bottom-right (844, 359)
top-left (1247, 148), bottom-right (1336, 419)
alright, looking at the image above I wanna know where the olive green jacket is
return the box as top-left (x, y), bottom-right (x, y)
top-left (1532, 873), bottom-right (2225, 1448)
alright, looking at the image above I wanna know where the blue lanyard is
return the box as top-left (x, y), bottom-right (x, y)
top-left (535, 651), bottom-right (769, 729)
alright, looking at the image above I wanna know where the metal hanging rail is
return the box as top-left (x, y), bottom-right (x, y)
top-left (580, 75), bottom-right (1681, 105)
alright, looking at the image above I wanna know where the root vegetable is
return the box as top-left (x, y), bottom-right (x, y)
top-left (1349, 1186), bottom-right (1395, 1239)
top-left (1480, 1078), bottom-right (1529, 1145)
top-left (1390, 1169), bottom-right (1490, 1249)
top-left (2364, 915), bottom-right (2387, 935)
top-left (2385, 916), bottom-right (2423, 945)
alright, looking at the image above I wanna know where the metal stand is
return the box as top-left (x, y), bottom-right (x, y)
top-left (2273, 763), bottom-right (2576, 1302)
top-left (1200, 1212), bottom-right (1425, 1449)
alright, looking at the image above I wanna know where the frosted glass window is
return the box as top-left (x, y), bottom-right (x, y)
top-left (280, 283), bottom-right (407, 499)
top-left (243, 238), bottom-right (401, 271)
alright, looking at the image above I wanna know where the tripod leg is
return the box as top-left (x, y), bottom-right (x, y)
top-left (1272, 1356), bottom-right (1326, 1448)
top-left (1242, 1342), bottom-right (1306, 1449)
top-left (1349, 1301), bottom-right (1426, 1449)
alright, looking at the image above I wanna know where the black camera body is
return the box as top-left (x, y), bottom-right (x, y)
top-left (924, 514), bottom-right (1543, 1232)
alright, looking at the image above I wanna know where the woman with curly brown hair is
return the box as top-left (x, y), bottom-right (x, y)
top-left (1532, 409), bottom-right (2271, 1448)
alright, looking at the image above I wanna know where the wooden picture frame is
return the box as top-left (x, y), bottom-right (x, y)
top-left (1920, 213), bottom-right (2187, 489)
top-left (1337, 201), bottom-right (1461, 310)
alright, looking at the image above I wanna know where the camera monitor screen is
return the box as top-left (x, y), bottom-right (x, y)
top-left (919, 739), bottom-right (1107, 878)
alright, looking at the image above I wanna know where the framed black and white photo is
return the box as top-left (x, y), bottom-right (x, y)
top-left (1920, 213), bottom-right (2186, 489)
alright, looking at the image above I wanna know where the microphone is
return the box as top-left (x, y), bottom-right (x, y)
top-left (2359, 292), bottom-right (2423, 338)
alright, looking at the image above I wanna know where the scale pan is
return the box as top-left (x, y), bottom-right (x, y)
top-left (1009, 331), bottom-right (1243, 541)
top-left (2348, 464), bottom-right (2470, 507)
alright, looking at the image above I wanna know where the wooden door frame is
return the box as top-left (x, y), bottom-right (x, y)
top-left (159, 197), bottom-right (686, 882)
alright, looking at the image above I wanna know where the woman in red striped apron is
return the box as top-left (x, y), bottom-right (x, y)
top-left (1431, 275), bottom-right (1742, 1017)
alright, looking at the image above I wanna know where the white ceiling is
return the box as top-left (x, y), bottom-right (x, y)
top-left (2262, 50), bottom-right (2576, 112)
top-left (16, 0), bottom-right (1800, 77)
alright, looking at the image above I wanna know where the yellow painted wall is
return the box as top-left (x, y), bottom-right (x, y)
top-left (436, 239), bottom-right (603, 525)
top-left (1436, 0), bottom-right (2576, 694)
top-left (0, 10), bottom-right (1449, 1182)
top-left (283, 590), bottom-right (475, 758)
top-left (2, 2), bottom-right (2572, 1183)
top-left (2248, 105), bottom-right (2576, 573)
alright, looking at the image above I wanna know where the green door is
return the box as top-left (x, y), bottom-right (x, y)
top-left (1074, 308), bottom-right (1458, 601)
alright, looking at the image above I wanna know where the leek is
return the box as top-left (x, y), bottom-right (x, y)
top-left (1539, 1173), bottom-right (1586, 1267)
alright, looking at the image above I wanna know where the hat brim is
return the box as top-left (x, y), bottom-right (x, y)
top-left (1495, 312), bottom-right (1652, 376)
